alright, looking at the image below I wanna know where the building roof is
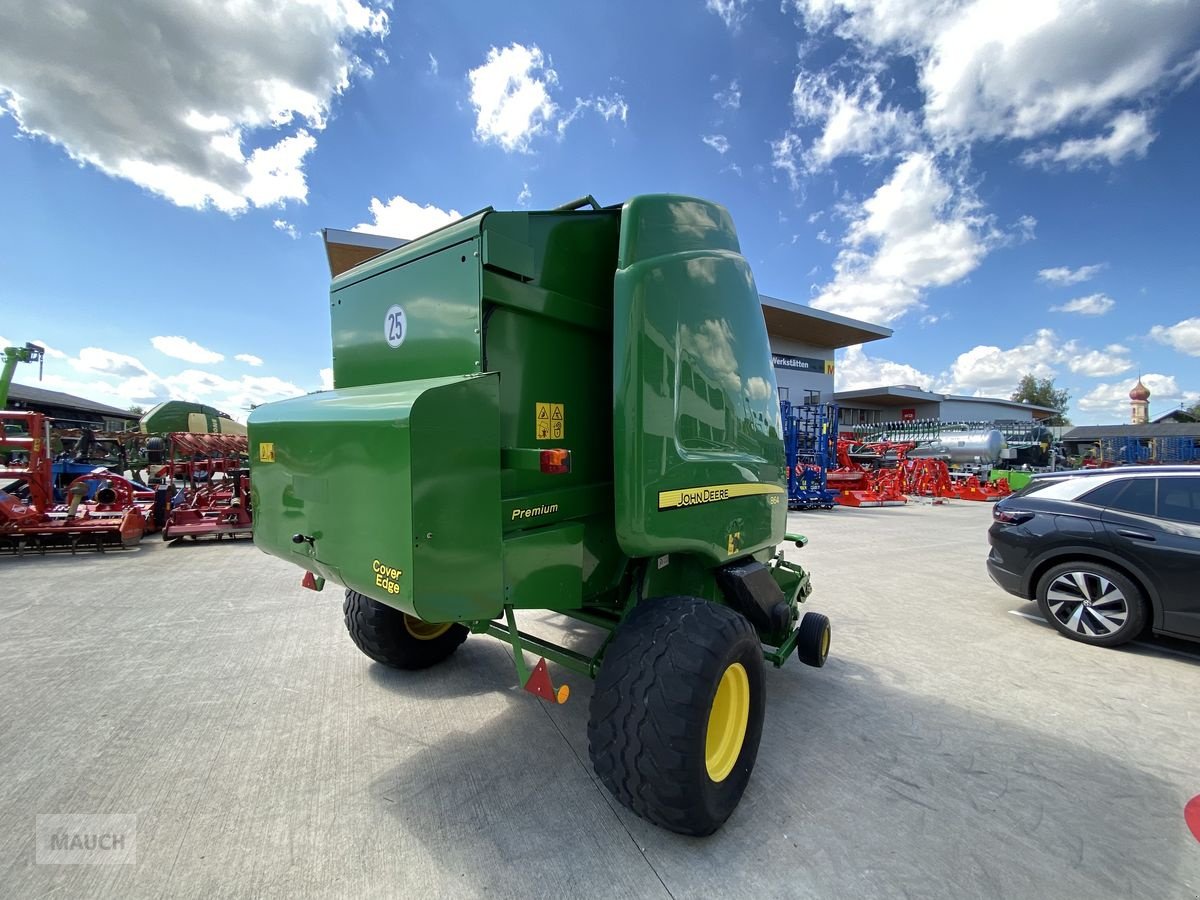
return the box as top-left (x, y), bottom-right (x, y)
top-left (1062, 423), bottom-right (1200, 441)
top-left (1152, 408), bottom-right (1198, 424)
top-left (833, 384), bottom-right (941, 406)
top-left (323, 228), bottom-right (408, 278)
top-left (758, 295), bottom-right (891, 349)
top-left (831, 385), bottom-right (1060, 416)
top-left (6, 383), bottom-right (137, 419)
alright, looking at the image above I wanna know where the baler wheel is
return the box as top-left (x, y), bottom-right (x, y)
top-left (795, 611), bottom-right (831, 668)
top-left (587, 596), bottom-right (765, 836)
top-left (343, 590), bottom-right (467, 670)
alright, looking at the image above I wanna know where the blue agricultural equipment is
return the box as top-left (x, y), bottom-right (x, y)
top-left (780, 399), bottom-right (838, 510)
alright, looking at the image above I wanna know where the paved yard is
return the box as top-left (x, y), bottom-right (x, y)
top-left (1, 500), bottom-right (1197, 898)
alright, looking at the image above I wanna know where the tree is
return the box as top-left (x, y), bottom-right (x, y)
top-left (127, 405), bottom-right (145, 416)
top-left (1011, 373), bottom-right (1071, 426)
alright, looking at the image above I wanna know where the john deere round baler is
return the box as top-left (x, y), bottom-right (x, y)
top-left (248, 194), bottom-right (830, 835)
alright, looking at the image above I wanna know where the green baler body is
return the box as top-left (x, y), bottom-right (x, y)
top-left (249, 195), bottom-right (787, 624)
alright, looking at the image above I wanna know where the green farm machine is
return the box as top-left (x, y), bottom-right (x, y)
top-left (249, 195), bottom-right (830, 835)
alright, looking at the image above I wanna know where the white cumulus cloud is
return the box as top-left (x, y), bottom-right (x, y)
top-left (1149, 317), bottom-right (1200, 356)
top-left (1050, 294), bottom-right (1115, 316)
top-left (790, 0), bottom-right (1200, 159)
top-left (1038, 263), bottom-right (1106, 285)
top-left (468, 43), bottom-right (558, 152)
top-left (353, 195), bottom-right (461, 239)
top-left (1078, 373), bottom-right (1199, 416)
top-left (707, 0), bottom-right (752, 30)
top-left (273, 219), bottom-right (300, 240)
top-left (770, 131), bottom-right (804, 190)
top-left (835, 345), bottom-right (937, 392)
top-left (1021, 110), bottom-right (1156, 169)
top-left (714, 79), bottom-right (741, 109)
top-left (1067, 345), bottom-right (1133, 378)
top-left (235, 353), bottom-right (264, 367)
top-left (467, 44), bottom-right (628, 150)
top-left (702, 134), bottom-right (730, 154)
top-left (809, 153), bottom-right (997, 324)
top-left (35, 343), bottom-right (307, 421)
top-left (151, 336), bottom-right (224, 365)
top-left (0, 0), bottom-right (387, 213)
top-left (791, 71), bottom-right (918, 170)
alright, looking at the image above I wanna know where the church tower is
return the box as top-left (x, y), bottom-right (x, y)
top-left (1129, 377), bottom-right (1150, 424)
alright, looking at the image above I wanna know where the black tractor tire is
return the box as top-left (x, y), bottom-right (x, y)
top-left (588, 596), bottom-right (766, 836)
top-left (343, 589), bottom-right (468, 669)
top-left (1035, 561), bottom-right (1147, 647)
top-left (796, 611), bottom-right (831, 667)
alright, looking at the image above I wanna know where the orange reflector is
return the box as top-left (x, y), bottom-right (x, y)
top-left (301, 571), bottom-right (321, 591)
top-left (539, 448), bottom-right (571, 474)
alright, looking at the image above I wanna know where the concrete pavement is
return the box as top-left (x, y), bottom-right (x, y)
top-left (1, 501), bottom-right (1197, 898)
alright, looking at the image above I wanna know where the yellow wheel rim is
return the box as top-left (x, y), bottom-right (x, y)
top-left (705, 662), bottom-right (750, 783)
top-left (821, 625), bottom-right (830, 659)
top-left (403, 616), bottom-right (452, 641)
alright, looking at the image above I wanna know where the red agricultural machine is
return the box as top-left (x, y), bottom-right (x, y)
top-left (0, 411), bottom-right (164, 553)
top-left (159, 432), bottom-right (253, 541)
top-left (827, 438), bottom-right (1011, 507)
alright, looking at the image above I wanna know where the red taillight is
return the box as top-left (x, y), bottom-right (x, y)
top-left (993, 507), bottom-right (1033, 524)
top-left (540, 449), bottom-right (571, 474)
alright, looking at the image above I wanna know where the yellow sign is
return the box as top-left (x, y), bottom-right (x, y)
top-left (657, 483), bottom-right (786, 510)
top-left (371, 559), bottom-right (402, 595)
top-left (535, 402), bottom-right (564, 440)
top-left (259, 442), bottom-right (275, 463)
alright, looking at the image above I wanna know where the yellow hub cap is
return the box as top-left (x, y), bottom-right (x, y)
top-left (403, 616), bottom-right (452, 641)
top-left (705, 662), bottom-right (750, 782)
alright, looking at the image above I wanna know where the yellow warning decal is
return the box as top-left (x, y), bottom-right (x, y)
top-left (657, 483), bottom-right (786, 510)
top-left (535, 402), bottom-right (564, 440)
top-left (259, 442), bottom-right (275, 463)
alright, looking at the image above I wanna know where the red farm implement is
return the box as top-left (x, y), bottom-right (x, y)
top-left (1, 411), bottom-right (161, 553)
top-left (161, 432), bottom-right (253, 541)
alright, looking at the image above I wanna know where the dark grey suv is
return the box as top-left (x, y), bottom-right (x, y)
top-left (987, 466), bottom-right (1200, 647)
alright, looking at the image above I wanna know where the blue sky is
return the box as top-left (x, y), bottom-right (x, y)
top-left (1, 0), bottom-right (1198, 424)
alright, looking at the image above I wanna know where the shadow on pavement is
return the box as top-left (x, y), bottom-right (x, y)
top-left (367, 651), bottom-right (1195, 899)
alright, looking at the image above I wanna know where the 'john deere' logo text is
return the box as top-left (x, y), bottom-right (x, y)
top-left (657, 483), bottom-right (786, 511)
top-left (680, 487), bottom-right (729, 506)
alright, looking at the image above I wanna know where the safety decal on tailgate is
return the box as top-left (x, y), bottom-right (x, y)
top-left (535, 402), bottom-right (564, 440)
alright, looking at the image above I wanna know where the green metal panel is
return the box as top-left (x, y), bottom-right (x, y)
top-left (480, 209), bottom-right (627, 610)
top-left (408, 375), bottom-right (504, 622)
top-left (503, 522), bottom-right (584, 608)
top-left (247, 374), bottom-right (502, 622)
top-left (612, 195), bottom-right (787, 565)
top-left (991, 468), bottom-right (1033, 490)
top-left (331, 234), bottom-right (483, 389)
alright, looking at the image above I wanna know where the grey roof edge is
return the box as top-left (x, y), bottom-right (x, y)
top-left (7, 383), bottom-right (137, 418)
top-left (323, 228), bottom-right (409, 252)
top-left (941, 394), bottom-right (1060, 414)
top-left (1062, 423), bottom-right (1200, 439)
top-left (831, 386), bottom-right (1061, 414)
top-left (758, 294), bottom-right (892, 340)
top-left (833, 385), bottom-right (941, 402)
